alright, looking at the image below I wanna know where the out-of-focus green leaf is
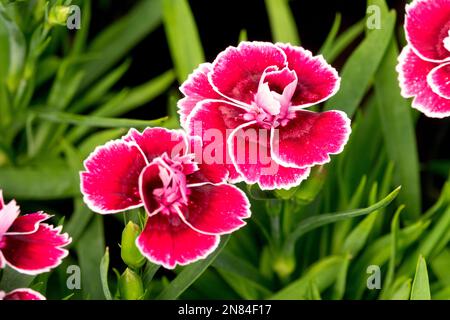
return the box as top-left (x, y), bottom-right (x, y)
top-left (375, 39), bottom-right (421, 220)
top-left (0, 164), bottom-right (78, 199)
top-left (76, 216), bottom-right (105, 300)
top-left (320, 13), bottom-right (341, 57)
top-left (270, 256), bottom-right (344, 299)
top-left (65, 198), bottom-right (94, 246)
top-left (410, 256), bottom-right (431, 300)
top-left (163, 0), bottom-right (204, 83)
top-left (33, 110), bottom-right (168, 128)
top-left (265, 0), bottom-right (300, 44)
top-left (325, 10), bottom-right (395, 117)
top-left (80, 0), bottom-right (162, 89)
top-left (156, 235), bottom-right (229, 300)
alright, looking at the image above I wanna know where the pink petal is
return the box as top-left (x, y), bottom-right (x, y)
top-left (187, 136), bottom-right (228, 184)
top-left (209, 41), bottom-right (287, 105)
top-left (0, 251), bottom-right (5, 269)
top-left (178, 63), bottom-right (222, 127)
top-left (397, 46), bottom-right (450, 118)
top-left (271, 110), bottom-right (351, 169)
top-left (138, 162), bottom-right (164, 215)
top-left (178, 183), bottom-right (250, 235)
top-left (123, 128), bottom-right (188, 163)
top-left (2, 224), bottom-right (71, 275)
top-left (2, 289), bottom-right (46, 300)
top-left (187, 100), bottom-right (248, 183)
top-left (228, 122), bottom-right (310, 190)
top-left (428, 62), bottom-right (450, 98)
top-left (0, 198), bottom-right (20, 237)
top-left (0, 190), bottom-right (4, 210)
top-left (276, 43), bottom-right (340, 107)
top-left (405, 0), bottom-right (450, 62)
top-left (80, 139), bottom-right (147, 214)
top-left (5, 212), bottom-right (50, 235)
top-left (136, 214), bottom-right (219, 269)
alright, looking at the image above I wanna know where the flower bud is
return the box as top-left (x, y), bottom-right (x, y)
top-left (273, 254), bottom-right (296, 279)
top-left (119, 268), bottom-right (144, 300)
top-left (47, 5), bottom-right (70, 26)
top-left (294, 166), bottom-right (327, 204)
top-left (121, 221), bottom-right (145, 269)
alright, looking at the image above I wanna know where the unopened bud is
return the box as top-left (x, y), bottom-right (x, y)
top-left (121, 222), bottom-right (145, 269)
top-left (47, 5), bottom-right (70, 26)
top-left (119, 268), bottom-right (144, 300)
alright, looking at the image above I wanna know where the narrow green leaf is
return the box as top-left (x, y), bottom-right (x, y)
top-left (100, 247), bottom-right (113, 300)
top-left (320, 13), bottom-right (341, 56)
top-left (270, 256), bottom-right (344, 299)
top-left (265, 0), bottom-right (300, 44)
top-left (163, 0), bottom-right (204, 82)
top-left (324, 11), bottom-right (396, 117)
top-left (410, 256), bottom-right (431, 300)
top-left (374, 39), bottom-right (421, 220)
top-left (156, 235), bottom-right (229, 300)
top-left (284, 187), bottom-right (401, 255)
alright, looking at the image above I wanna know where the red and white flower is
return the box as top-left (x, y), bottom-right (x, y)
top-left (397, 0), bottom-right (450, 118)
top-left (0, 191), bottom-right (71, 275)
top-left (0, 288), bottom-right (45, 300)
top-left (80, 127), bottom-right (251, 269)
top-left (179, 41), bottom-right (351, 190)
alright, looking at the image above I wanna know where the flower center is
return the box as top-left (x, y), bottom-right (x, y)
top-left (150, 153), bottom-right (195, 216)
top-left (243, 73), bottom-right (297, 128)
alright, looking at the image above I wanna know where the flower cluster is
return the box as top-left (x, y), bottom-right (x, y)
top-left (397, 0), bottom-right (450, 118)
top-left (79, 41), bottom-right (351, 268)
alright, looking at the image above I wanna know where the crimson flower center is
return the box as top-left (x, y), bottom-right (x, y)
top-left (150, 154), bottom-right (194, 216)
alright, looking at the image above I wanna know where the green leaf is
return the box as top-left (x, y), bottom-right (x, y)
top-left (410, 256), bottom-right (431, 300)
top-left (76, 216), bottom-right (105, 299)
top-left (100, 247), bottom-right (113, 300)
top-left (156, 235), bottom-right (229, 300)
top-left (265, 0), bottom-right (300, 44)
top-left (33, 109), bottom-right (168, 129)
top-left (270, 256), bottom-right (344, 299)
top-left (64, 198), bottom-right (94, 246)
top-left (324, 10), bottom-right (396, 117)
top-left (284, 186), bottom-right (401, 255)
top-left (163, 0), bottom-right (204, 83)
top-left (80, 0), bottom-right (162, 90)
top-left (320, 13), bottom-right (341, 57)
top-left (374, 39), bottom-right (421, 220)
top-left (0, 164), bottom-right (78, 199)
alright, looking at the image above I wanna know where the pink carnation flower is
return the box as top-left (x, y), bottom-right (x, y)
top-left (179, 41), bottom-right (351, 190)
top-left (80, 128), bottom-right (251, 269)
top-left (0, 288), bottom-right (45, 300)
top-left (397, 0), bottom-right (450, 118)
top-left (0, 191), bottom-right (71, 275)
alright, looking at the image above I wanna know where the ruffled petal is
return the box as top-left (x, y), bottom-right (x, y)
top-left (0, 198), bottom-right (20, 237)
top-left (178, 63), bottom-right (222, 127)
top-left (428, 62), bottom-right (450, 98)
top-left (136, 214), bottom-right (219, 269)
top-left (271, 110), bottom-right (351, 168)
top-left (80, 139), bottom-right (147, 214)
top-left (276, 43), bottom-right (340, 107)
top-left (228, 122), bottom-right (310, 190)
top-left (2, 289), bottom-right (46, 300)
top-left (123, 128), bottom-right (188, 163)
top-left (178, 183), bottom-right (250, 235)
top-left (187, 136), bottom-right (228, 184)
top-left (138, 162), bottom-right (164, 215)
top-left (2, 224), bottom-right (71, 275)
top-left (187, 100), bottom-right (248, 183)
top-left (397, 46), bottom-right (450, 118)
top-left (405, 0), bottom-right (450, 62)
top-left (209, 41), bottom-right (287, 105)
top-left (5, 212), bottom-right (50, 235)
